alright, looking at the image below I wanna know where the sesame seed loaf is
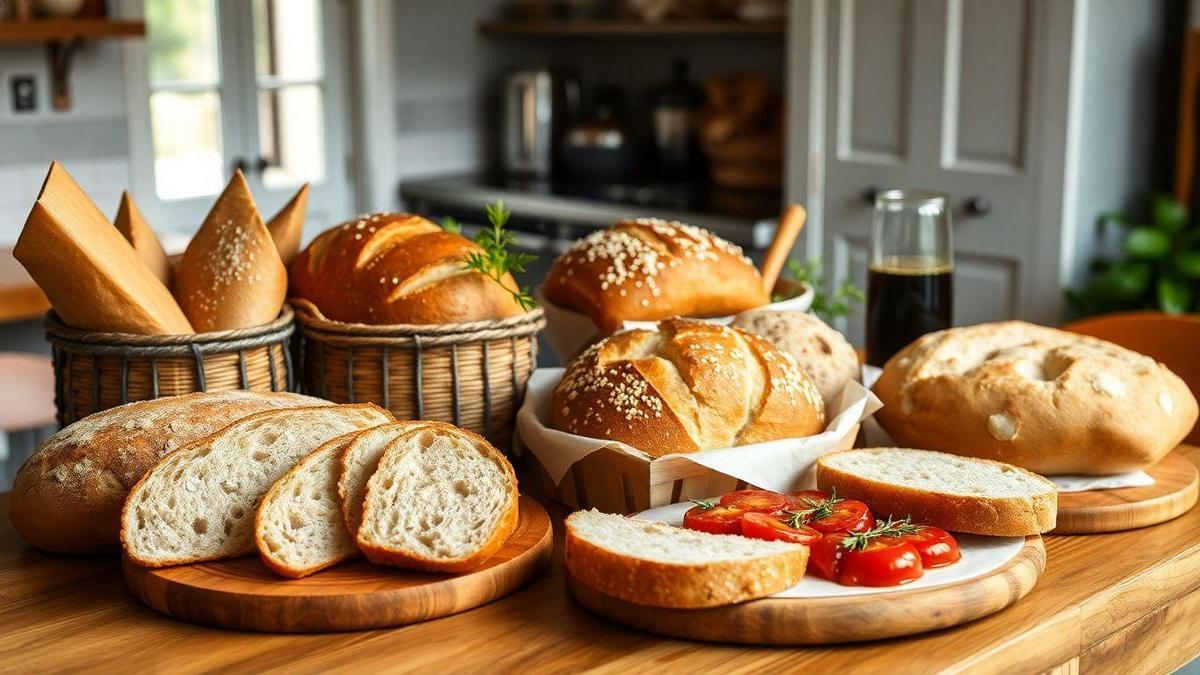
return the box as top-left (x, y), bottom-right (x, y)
top-left (288, 212), bottom-right (525, 325)
top-left (10, 391), bottom-right (325, 554)
top-left (552, 317), bottom-right (826, 457)
top-left (731, 310), bottom-right (861, 411)
top-left (542, 218), bottom-right (770, 332)
top-left (174, 170), bottom-right (288, 331)
top-left (874, 321), bottom-right (1199, 475)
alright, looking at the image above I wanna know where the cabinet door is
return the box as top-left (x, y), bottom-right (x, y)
top-left (817, 0), bottom-right (1061, 344)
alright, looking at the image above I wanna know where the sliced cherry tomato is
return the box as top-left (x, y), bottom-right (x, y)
top-left (807, 532), bottom-right (848, 582)
top-left (782, 491), bottom-right (875, 534)
top-left (740, 511), bottom-right (822, 545)
top-left (719, 489), bottom-right (786, 513)
top-left (785, 489), bottom-right (830, 505)
top-left (838, 536), bottom-right (923, 587)
top-left (901, 526), bottom-right (961, 568)
top-left (682, 503), bottom-right (745, 535)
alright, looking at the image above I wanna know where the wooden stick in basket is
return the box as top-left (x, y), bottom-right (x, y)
top-left (759, 204), bottom-right (807, 295)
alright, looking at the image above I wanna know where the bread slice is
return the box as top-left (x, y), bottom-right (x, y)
top-left (336, 421), bottom-right (428, 536)
top-left (564, 510), bottom-right (809, 609)
top-left (355, 422), bottom-right (518, 573)
top-left (254, 431), bottom-right (364, 578)
top-left (816, 448), bottom-right (1058, 536)
top-left (122, 404), bottom-right (392, 567)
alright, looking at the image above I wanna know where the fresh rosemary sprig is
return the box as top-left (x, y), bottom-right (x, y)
top-left (781, 487), bottom-right (841, 529)
top-left (441, 215), bottom-right (462, 235)
top-left (453, 201), bottom-right (537, 311)
top-left (689, 499), bottom-right (717, 510)
top-left (839, 515), bottom-right (923, 552)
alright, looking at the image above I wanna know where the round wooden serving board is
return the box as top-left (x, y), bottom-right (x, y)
top-left (1053, 451), bottom-right (1199, 534)
top-left (123, 496), bottom-right (553, 633)
top-left (569, 535), bottom-right (1045, 645)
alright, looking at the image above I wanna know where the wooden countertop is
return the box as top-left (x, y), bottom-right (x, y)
top-left (0, 246), bottom-right (48, 325)
top-left (4, 447), bottom-right (1200, 673)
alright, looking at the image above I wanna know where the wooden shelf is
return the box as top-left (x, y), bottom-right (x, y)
top-left (0, 19), bottom-right (145, 43)
top-left (478, 19), bottom-right (784, 38)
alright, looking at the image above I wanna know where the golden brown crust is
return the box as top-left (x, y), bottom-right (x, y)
top-left (543, 218), bottom-right (769, 332)
top-left (874, 321), bottom-right (1199, 475)
top-left (265, 184), bottom-right (310, 267)
top-left (10, 391), bottom-right (324, 554)
top-left (288, 212), bottom-right (525, 325)
top-left (174, 170), bottom-right (287, 331)
top-left (114, 191), bottom-right (172, 287)
top-left (552, 318), bottom-right (825, 457)
top-left (563, 515), bottom-right (809, 609)
top-left (816, 452), bottom-right (1058, 536)
top-left (355, 422), bottom-right (520, 573)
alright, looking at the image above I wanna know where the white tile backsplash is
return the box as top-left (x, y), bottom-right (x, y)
top-left (0, 158), bottom-right (128, 245)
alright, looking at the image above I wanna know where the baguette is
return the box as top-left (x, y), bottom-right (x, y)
top-left (564, 510), bottom-right (808, 609)
top-left (122, 404), bottom-right (392, 567)
top-left (114, 191), bottom-right (171, 287)
top-left (266, 184), bottom-right (310, 267)
top-left (816, 448), bottom-right (1058, 536)
top-left (355, 422), bottom-right (518, 573)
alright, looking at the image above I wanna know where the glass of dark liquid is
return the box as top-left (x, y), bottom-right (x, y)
top-left (865, 189), bottom-right (954, 367)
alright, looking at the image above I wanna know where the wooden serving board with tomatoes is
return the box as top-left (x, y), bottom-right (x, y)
top-left (569, 489), bottom-right (1045, 645)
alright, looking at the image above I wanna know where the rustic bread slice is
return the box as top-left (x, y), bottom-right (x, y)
top-left (254, 431), bottom-right (364, 578)
top-left (336, 421), bottom-right (429, 536)
top-left (122, 404), bottom-right (392, 567)
top-left (564, 510), bottom-right (808, 609)
top-left (355, 422), bottom-right (518, 573)
top-left (816, 448), bottom-right (1058, 536)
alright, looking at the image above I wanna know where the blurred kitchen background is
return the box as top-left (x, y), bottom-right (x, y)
top-left (0, 0), bottom-right (1189, 358)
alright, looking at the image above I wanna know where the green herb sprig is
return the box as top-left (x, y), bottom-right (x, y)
top-left (839, 515), bottom-right (922, 552)
top-left (689, 499), bottom-right (717, 510)
top-left (781, 487), bottom-right (841, 529)
top-left (777, 258), bottom-right (866, 321)
top-left (442, 201), bottom-right (537, 311)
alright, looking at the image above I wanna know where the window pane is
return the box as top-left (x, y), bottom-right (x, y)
top-left (253, 0), bottom-right (322, 81)
top-left (150, 91), bottom-right (224, 200)
top-left (146, 0), bottom-right (219, 86)
top-left (259, 85), bottom-right (325, 188)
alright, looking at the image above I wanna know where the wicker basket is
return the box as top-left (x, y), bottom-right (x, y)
top-left (292, 301), bottom-right (545, 453)
top-left (45, 307), bottom-right (296, 427)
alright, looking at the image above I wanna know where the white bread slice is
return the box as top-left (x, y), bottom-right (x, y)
top-left (336, 421), bottom-right (429, 536)
top-left (355, 422), bottom-right (518, 573)
top-left (816, 448), bottom-right (1058, 536)
top-left (122, 404), bottom-right (392, 567)
top-left (253, 431), bottom-right (364, 578)
top-left (564, 510), bottom-right (809, 609)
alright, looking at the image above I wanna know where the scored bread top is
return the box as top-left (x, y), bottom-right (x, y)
top-left (731, 310), bottom-right (861, 411)
top-left (543, 218), bottom-right (770, 331)
top-left (874, 320), bottom-right (1199, 475)
top-left (552, 317), bottom-right (825, 457)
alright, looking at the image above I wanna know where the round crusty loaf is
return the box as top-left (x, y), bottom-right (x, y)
top-left (874, 321), bottom-right (1199, 475)
top-left (731, 310), bottom-right (860, 411)
top-left (543, 218), bottom-right (770, 332)
top-left (289, 212), bottom-right (525, 325)
top-left (10, 390), bottom-right (324, 554)
top-left (552, 317), bottom-right (826, 457)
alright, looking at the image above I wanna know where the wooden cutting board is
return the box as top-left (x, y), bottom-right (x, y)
top-left (123, 496), bottom-right (553, 633)
top-left (569, 535), bottom-right (1044, 645)
top-left (1054, 451), bottom-right (1199, 534)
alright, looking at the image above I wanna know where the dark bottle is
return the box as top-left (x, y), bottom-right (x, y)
top-left (651, 60), bottom-right (704, 180)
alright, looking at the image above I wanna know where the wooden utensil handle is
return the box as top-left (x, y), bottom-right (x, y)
top-left (760, 205), bottom-right (807, 295)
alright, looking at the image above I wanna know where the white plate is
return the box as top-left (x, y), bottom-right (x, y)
top-left (635, 500), bottom-right (1026, 598)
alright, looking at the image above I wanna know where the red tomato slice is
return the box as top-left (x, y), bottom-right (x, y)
top-left (901, 526), bottom-right (961, 568)
top-left (740, 512), bottom-right (822, 545)
top-left (719, 489), bottom-right (786, 513)
top-left (682, 503), bottom-right (745, 535)
top-left (782, 492), bottom-right (875, 534)
top-left (785, 490), bottom-right (830, 505)
top-left (837, 536), bottom-right (924, 587)
top-left (807, 532), bottom-right (848, 581)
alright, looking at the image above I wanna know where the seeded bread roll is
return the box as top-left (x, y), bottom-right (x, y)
top-left (289, 212), bottom-right (525, 325)
top-left (543, 218), bottom-right (770, 332)
top-left (552, 317), bottom-right (825, 457)
top-left (874, 321), bottom-right (1199, 475)
top-left (731, 310), bottom-right (860, 411)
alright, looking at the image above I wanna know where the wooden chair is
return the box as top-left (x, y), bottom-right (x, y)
top-left (0, 352), bottom-right (56, 489)
top-left (1064, 312), bottom-right (1200, 445)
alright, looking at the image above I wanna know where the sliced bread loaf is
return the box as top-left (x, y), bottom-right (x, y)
top-left (355, 422), bottom-right (518, 573)
top-left (816, 448), bottom-right (1058, 536)
top-left (564, 510), bottom-right (808, 609)
top-left (337, 421), bottom-right (428, 537)
top-left (122, 404), bottom-right (392, 567)
top-left (254, 431), bottom-right (365, 578)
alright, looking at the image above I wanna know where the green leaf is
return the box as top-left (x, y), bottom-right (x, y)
top-left (1124, 227), bottom-right (1172, 259)
top-left (1175, 251), bottom-right (1200, 278)
top-left (440, 216), bottom-right (462, 235)
top-left (1157, 276), bottom-right (1195, 314)
top-left (1151, 194), bottom-right (1188, 233)
top-left (1098, 210), bottom-right (1133, 229)
top-left (1096, 262), bottom-right (1151, 301)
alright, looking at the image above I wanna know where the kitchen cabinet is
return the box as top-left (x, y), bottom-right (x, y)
top-left (787, 0), bottom-right (1167, 342)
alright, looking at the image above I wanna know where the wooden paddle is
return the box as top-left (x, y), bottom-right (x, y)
top-left (759, 204), bottom-right (807, 295)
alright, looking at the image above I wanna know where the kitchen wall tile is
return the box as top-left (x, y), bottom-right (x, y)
top-left (0, 125), bottom-right (42, 165)
top-left (0, 166), bottom-right (25, 201)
